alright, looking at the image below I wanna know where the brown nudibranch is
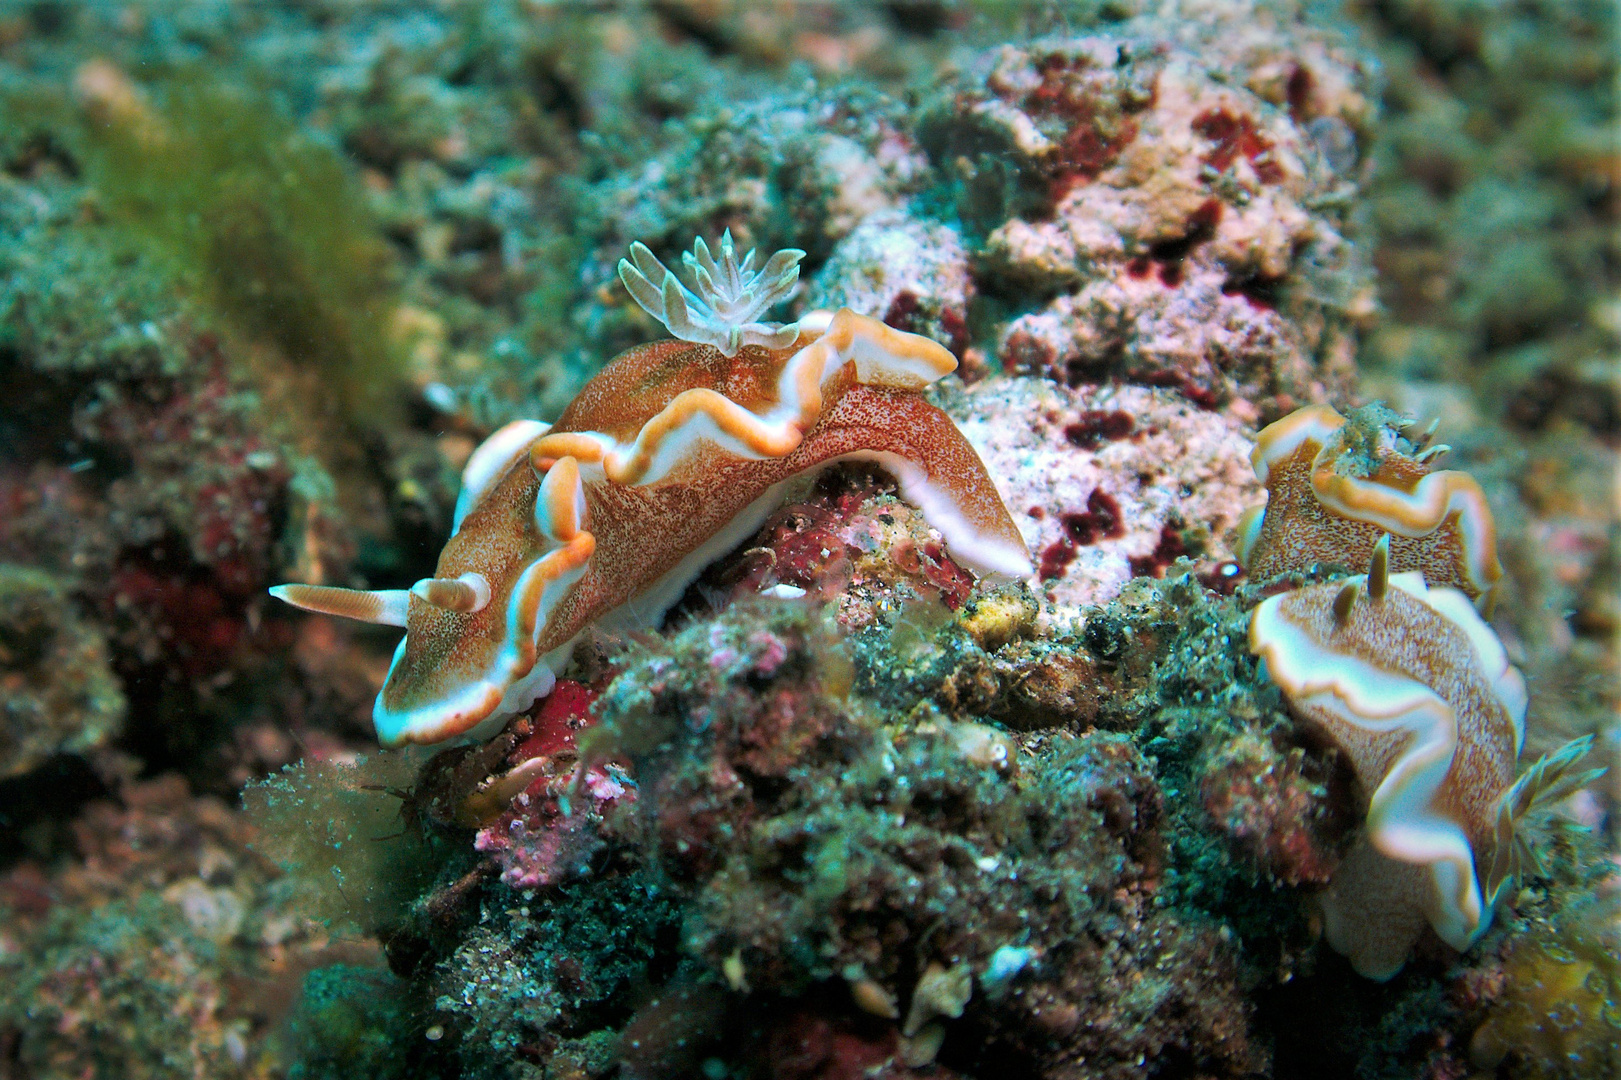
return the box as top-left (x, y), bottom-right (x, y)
top-left (1236, 403), bottom-right (1501, 612)
top-left (273, 233), bottom-right (1031, 745)
top-left (1250, 540), bottom-right (1527, 979)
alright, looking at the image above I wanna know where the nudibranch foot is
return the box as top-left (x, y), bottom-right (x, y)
top-left (1319, 841), bottom-right (1437, 981)
top-left (271, 237), bottom-right (1030, 748)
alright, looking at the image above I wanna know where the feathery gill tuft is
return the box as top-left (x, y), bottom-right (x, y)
top-left (618, 230), bottom-right (805, 357)
top-left (1483, 734), bottom-right (1608, 909)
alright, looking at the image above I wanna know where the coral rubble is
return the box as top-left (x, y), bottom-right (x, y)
top-left (934, 27), bottom-right (1371, 418)
top-left (0, 563), bottom-right (125, 777)
top-left (0, 773), bottom-right (380, 1079)
top-left (946, 378), bottom-right (1260, 614)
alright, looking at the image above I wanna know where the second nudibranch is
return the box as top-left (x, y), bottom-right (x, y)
top-left (1236, 402), bottom-right (1501, 612)
top-left (273, 233), bottom-right (1032, 746)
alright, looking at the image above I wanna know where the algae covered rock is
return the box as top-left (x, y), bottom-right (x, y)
top-left (922, 22), bottom-right (1371, 417)
top-left (945, 378), bottom-right (1260, 614)
top-left (1359, 0), bottom-right (1618, 438)
top-left (0, 563), bottom-right (124, 777)
top-left (0, 774), bottom-right (370, 1080)
top-left (396, 597), bottom-right (1271, 1078)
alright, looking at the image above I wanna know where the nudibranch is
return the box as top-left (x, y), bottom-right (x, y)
top-left (1235, 403), bottom-right (1501, 611)
top-left (1250, 540), bottom-right (1527, 979)
top-left (272, 232), bottom-right (1031, 746)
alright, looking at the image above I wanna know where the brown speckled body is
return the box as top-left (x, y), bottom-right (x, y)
top-left (1245, 440), bottom-right (1479, 595)
top-left (382, 332), bottom-right (1027, 727)
top-left (1251, 573), bottom-right (1526, 978)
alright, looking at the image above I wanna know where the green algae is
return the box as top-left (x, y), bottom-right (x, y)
top-left (430, 868), bottom-right (685, 1079)
top-left (1360, 0), bottom-right (1618, 434)
top-left (243, 751), bottom-right (445, 936)
top-left (0, 563), bottom-right (125, 777)
top-left (283, 965), bottom-right (421, 1080)
top-left (82, 74), bottom-right (405, 426)
top-left (572, 598), bottom-right (1269, 1077)
top-left (0, 171), bottom-right (194, 387)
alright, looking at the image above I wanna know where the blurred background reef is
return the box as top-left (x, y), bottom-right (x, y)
top-left (0, 2), bottom-right (1614, 1079)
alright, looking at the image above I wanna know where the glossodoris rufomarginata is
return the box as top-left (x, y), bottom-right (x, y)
top-left (1235, 403), bottom-right (1501, 612)
top-left (1249, 553), bottom-right (1526, 980)
top-left (272, 235), bottom-right (1031, 746)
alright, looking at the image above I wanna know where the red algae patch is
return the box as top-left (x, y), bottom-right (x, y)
top-left (968, 30), bottom-right (1370, 416)
top-left (1021, 50), bottom-right (1154, 201)
top-left (947, 379), bottom-right (1260, 618)
top-left (1192, 108), bottom-right (1284, 183)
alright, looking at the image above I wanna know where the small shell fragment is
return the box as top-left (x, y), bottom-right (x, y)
top-left (849, 976), bottom-right (899, 1019)
top-left (899, 1021), bottom-right (946, 1067)
top-left (903, 960), bottom-right (973, 1037)
top-left (950, 721), bottom-right (1019, 776)
top-left (723, 948), bottom-right (748, 993)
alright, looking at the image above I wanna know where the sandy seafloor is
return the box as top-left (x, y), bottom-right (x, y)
top-left (0, 2), bottom-right (1615, 1078)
